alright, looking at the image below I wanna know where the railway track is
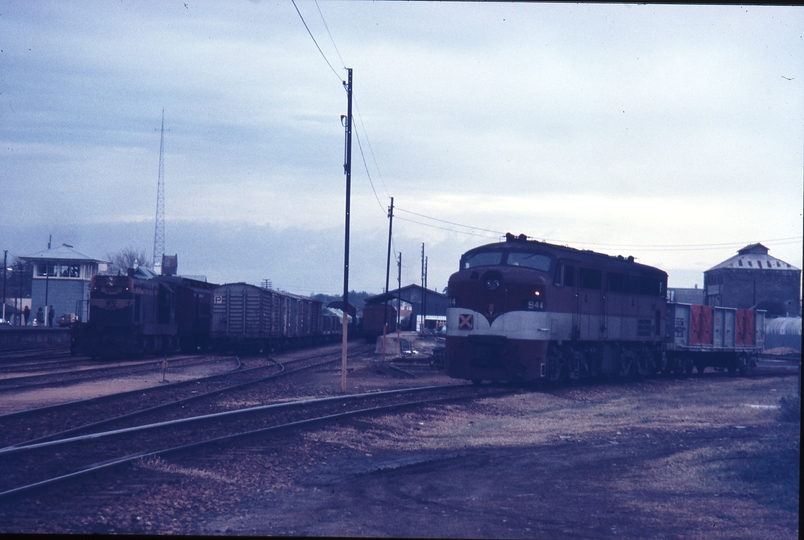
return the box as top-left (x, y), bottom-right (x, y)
top-left (0, 343), bottom-right (374, 449)
top-left (0, 346), bottom-right (71, 362)
top-left (0, 383), bottom-right (511, 500)
top-left (0, 354), bottom-right (233, 393)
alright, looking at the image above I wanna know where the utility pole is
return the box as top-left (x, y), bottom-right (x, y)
top-left (44, 235), bottom-right (51, 324)
top-left (420, 243), bottom-right (425, 333)
top-left (153, 109), bottom-right (166, 275)
top-left (2, 250), bottom-right (6, 323)
top-left (383, 197), bottom-right (394, 328)
top-left (341, 68), bottom-right (353, 393)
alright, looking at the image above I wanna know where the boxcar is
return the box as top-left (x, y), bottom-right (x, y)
top-left (211, 283), bottom-right (324, 353)
top-left (155, 275), bottom-right (216, 352)
top-left (362, 303), bottom-right (397, 339)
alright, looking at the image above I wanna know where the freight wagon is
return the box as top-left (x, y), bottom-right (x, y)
top-left (362, 303), bottom-right (397, 339)
top-left (211, 283), bottom-right (328, 353)
top-left (665, 303), bottom-right (764, 375)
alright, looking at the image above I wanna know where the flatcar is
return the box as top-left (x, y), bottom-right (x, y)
top-left (445, 233), bottom-right (763, 384)
top-left (665, 302), bottom-right (764, 375)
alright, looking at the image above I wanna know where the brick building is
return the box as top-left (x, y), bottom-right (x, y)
top-left (704, 243), bottom-right (801, 317)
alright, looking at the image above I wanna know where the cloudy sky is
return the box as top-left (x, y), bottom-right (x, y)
top-left (1, 1), bottom-right (802, 297)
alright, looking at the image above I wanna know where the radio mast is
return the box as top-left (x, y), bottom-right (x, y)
top-left (153, 109), bottom-right (166, 275)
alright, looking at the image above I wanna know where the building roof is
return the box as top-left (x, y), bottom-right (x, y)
top-left (21, 243), bottom-right (107, 263)
top-left (364, 284), bottom-right (448, 306)
top-left (706, 244), bottom-right (798, 272)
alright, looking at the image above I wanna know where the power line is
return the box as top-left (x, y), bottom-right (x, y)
top-left (394, 215), bottom-right (500, 239)
top-left (396, 207), bottom-right (506, 236)
top-left (353, 124), bottom-right (386, 214)
top-left (353, 95), bottom-right (391, 200)
top-left (315, 0), bottom-right (346, 69)
top-left (291, 0), bottom-right (341, 83)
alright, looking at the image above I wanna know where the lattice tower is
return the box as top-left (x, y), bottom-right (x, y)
top-left (153, 109), bottom-right (166, 268)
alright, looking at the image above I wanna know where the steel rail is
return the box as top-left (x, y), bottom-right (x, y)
top-left (0, 350), bottom-right (345, 449)
top-left (0, 384), bottom-right (512, 500)
top-left (0, 344), bottom-right (373, 449)
top-left (0, 355), bottom-right (227, 392)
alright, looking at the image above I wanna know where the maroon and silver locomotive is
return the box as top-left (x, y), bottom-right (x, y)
top-left (445, 233), bottom-right (763, 384)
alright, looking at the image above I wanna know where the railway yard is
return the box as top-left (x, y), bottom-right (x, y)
top-left (0, 337), bottom-right (799, 538)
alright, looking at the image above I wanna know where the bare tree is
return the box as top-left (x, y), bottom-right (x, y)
top-left (106, 247), bottom-right (152, 275)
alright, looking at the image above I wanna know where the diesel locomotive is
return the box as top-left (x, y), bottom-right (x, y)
top-left (72, 272), bottom-right (215, 358)
top-left (445, 233), bottom-right (763, 384)
top-left (73, 272), bottom-right (343, 359)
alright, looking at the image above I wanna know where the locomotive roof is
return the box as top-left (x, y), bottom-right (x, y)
top-left (464, 234), bottom-right (666, 275)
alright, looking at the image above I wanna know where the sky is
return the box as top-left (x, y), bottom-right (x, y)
top-left (1, 1), bottom-right (802, 297)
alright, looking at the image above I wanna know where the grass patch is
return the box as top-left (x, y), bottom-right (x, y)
top-left (778, 394), bottom-right (800, 422)
top-left (709, 432), bottom-right (800, 513)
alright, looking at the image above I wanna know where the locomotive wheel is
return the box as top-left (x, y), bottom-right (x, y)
top-left (566, 349), bottom-right (581, 382)
top-left (547, 344), bottom-right (564, 384)
top-left (585, 348), bottom-right (601, 379)
top-left (696, 364), bottom-right (706, 375)
top-left (619, 349), bottom-right (634, 378)
top-left (635, 348), bottom-right (649, 378)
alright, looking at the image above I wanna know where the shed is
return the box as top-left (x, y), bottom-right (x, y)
top-left (364, 284), bottom-right (447, 332)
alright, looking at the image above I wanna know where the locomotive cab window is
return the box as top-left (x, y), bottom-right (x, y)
top-left (462, 251), bottom-right (503, 269)
top-left (507, 252), bottom-right (552, 271)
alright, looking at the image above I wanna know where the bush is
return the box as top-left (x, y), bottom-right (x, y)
top-left (778, 394), bottom-right (800, 422)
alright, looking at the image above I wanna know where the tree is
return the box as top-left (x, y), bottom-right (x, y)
top-left (106, 247), bottom-right (152, 275)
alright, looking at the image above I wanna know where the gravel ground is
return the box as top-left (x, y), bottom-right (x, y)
top-left (0, 338), bottom-right (799, 538)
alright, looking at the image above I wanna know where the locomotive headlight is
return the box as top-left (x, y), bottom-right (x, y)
top-left (534, 291), bottom-right (540, 296)
top-left (481, 271), bottom-right (503, 292)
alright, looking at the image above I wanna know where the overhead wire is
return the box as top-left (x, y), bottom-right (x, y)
top-left (296, 0), bottom-right (399, 265)
top-left (293, 2), bottom-right (801, 266)
top-left (315, 0), bottom-right (346, 70)
top-left (291, 0), bottom-right (342, 83)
